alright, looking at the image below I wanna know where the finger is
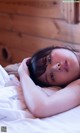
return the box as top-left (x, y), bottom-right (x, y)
top-left (24, 57), bottom-right (31, 63)
top-left (26, 58), bottom-right (31, 66)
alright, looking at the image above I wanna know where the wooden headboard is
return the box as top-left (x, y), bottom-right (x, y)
top-left (0, 0), bottom-right (80, 66)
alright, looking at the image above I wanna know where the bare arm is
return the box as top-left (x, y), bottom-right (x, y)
top-left (41, 80), bottom-right (80, 117)
top-left (18, 58), bottom-right (80, 118)
top-left (18, 59), bottom-right (49, 114)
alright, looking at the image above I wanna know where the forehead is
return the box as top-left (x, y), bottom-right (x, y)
top-left (51, 48), bottom-right (73, 56)
top-left (51, 48), bottom-right (71, 53)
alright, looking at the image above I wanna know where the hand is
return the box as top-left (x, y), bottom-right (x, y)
top-left (5, 75), bottom-right (20, 87)
top-left (18, 58), bottom-right (31, 76)
top-left (4, 63), bottom-right (21, 78)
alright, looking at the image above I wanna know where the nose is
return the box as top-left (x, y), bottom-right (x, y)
top-left (51, 63), bottom-right (61, 71)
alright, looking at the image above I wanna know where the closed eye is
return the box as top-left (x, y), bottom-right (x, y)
top-left (42, 54), bottom-right (51, 66)
top-left (50, 73), bottom-right (55, 81)
top-left (47, 54), bottom-right (52, 64)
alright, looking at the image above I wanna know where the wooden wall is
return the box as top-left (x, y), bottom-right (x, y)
top-left (0, 0), bottom-right (80, 66)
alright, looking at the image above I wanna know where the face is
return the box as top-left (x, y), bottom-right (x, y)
top-left (38, 48), bottom-right (80, 86)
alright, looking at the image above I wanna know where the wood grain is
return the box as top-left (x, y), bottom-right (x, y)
top-left (0, 14), bottom-right (80, 44)
top-left (0, 0), bottom-right (80, 66)
top-left (0, 0), bottom-right (62, 18)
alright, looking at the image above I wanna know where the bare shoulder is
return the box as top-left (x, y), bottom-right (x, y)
top-left (74, 79), bottom-right (80, 85)
top-left (66, 79), bottom-right (80, 88)
top-left (62, 79), bottom-right (80, 96)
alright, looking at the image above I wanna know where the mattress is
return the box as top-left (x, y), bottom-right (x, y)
top-left (0, 65), bottom-right (80, 133)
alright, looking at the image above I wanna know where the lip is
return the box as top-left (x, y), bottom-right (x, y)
top-left (63, 60), bottom-right (69, 72)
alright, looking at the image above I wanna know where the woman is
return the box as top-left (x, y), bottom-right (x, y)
top-left (27, 46), bottom-right (80, 87)
top-left (5, 45), bottom-right (80, 118)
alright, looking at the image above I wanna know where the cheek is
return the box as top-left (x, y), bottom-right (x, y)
top-left (70, 61), bottom-right (79, 76)
top-left (70, 69), bottom-right (79, 79)
top-left (55, 72), bottom-right (73, 84)
top-left (56, 71), bottom-right (78, 85)
top-left (55, 73), bottom-right (66, 81)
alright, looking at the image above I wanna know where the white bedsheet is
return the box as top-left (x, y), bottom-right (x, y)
top-left (0, 65), bottom-right (80, 133)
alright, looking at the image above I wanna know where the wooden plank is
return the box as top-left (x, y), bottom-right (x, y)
top-left (0, 13), bottom-right (80, 43)
top-left (0, 32), bottom-right (70, 67)
top-left (0, 31), bottom-right (73, 50)
top-left (0, 0), bottom-right (58, 1)
top-left (0, 0), bottom-right (62, 18)
top-left (0, 0), bottom-right (54, 1)
top-left (0, 30), bottom-right (79, 52)
top-left (0, 30), bottom-right (80, 66)
top-left (0, 44), bottom-right (31, 63)
top-left (54, 20), bottom-right (80, 43)
top-left (61, 1), bottom-right (75, 23)
top-left (0, 30), bottom-right (68, 51)
top-left (61, 0), bottom-right (80, 24)
top-left (0, 59), bottom-right (10, 66)
top-left (74, 1), bottom-right (79, 23)
top-left (79, 3), bottom-right (80, 21)
top-left (0, 14), bottom-right (59, 38)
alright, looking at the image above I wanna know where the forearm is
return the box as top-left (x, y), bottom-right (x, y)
top-left (19, 71), bottom-right (48, 115)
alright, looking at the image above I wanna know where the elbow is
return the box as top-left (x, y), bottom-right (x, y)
top-left (32, 107), bottom-right (45, 118)
top-left (31, 102), bottom-right (48, 118)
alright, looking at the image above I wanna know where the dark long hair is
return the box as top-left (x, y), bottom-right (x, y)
top-left (27, 45), bottom-right (79, 87)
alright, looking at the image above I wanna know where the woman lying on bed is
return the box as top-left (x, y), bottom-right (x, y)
top-left (5, 45), bottom-right (80, 118)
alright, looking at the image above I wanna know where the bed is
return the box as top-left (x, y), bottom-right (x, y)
top-left (0, 64), bottom-right (80, 133)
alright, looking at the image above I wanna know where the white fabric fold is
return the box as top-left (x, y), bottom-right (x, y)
top-left (0, 65), bottom-right (80, 133)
